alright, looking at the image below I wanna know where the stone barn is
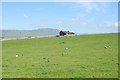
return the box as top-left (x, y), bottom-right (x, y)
top-left (59, 31), bottom-right (75, 36)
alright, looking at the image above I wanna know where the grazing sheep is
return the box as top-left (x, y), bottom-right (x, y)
top-left (16, 55), bottom-right (18, 57)
top-left (104, 46), bottom-right (107, 48)
top-left (66, 48), bottom-right (68, 50)
top-left (108, 46), bottom-right (111, 48)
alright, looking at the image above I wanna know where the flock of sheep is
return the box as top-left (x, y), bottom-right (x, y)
top-left (104, 46), bottom-right (111, 49)
top-left (15, 46), bottom-right (111, 58)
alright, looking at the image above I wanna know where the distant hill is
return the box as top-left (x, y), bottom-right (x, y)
top-left (1, 28), bottom-right (60, 39)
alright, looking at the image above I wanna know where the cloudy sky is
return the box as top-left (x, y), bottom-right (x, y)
top-left (2, 2), bottom-right (118, 33)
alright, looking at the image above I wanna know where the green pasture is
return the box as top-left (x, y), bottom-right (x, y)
top-left (2, 33), bottom-right (118, 78)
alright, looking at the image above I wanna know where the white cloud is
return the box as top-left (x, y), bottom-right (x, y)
top-left (109, 21), bottom-right (119, 28)
top-left (81, 22), bottom-right (87, 25)
top-left (56, 21), bottom-right (65, 25)
top-left (71, 17), bottom-right (80, 22)
top-left (80, 22), bottom-right (87, 26)
top-left (80, 3), bottom-right (99, 12)
top-left (36, 8), bottom-right (44, 11)
top-left (74, 2), bottom-right (108, 13)
top-left (32, 24), bottom-right (46, 27)
top-left (23, 14), bottom-right (29, 18)
top-left (64, 25), bottom-right (72, 27)
top-left (98, 21), bottom-right (119, 28)
top-left (115, 22), bottom-right (118, 28)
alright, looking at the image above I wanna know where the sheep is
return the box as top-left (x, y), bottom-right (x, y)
top-left (16, 55), bottom-right (18, 57)
top-left (104, 46), bottom-right (108, 49)
top-left (108, 46), bottom-right (111, 48)
top-left (66, 48), bottom-right (68, 50)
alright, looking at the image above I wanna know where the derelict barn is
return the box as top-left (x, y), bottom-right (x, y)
top-left (59, 31), bottom-right (75, 36)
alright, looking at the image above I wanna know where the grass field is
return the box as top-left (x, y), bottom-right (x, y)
top-left (2, 33), bottom-right (118, 78)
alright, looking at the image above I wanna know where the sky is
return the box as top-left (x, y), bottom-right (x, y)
top-left (2, 2), bottom-right (118, 33)
top-left (1, 0), bottom-right (119, 2)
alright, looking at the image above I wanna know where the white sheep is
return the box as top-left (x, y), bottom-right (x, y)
top-left (16, 55), bottom-right (18, 57)
top-left (104, 46), bottom-right (108, 49)
top-left (108, 46), bottom-right (111, 48)
top-left (66, 48), bottom-right (68, 50)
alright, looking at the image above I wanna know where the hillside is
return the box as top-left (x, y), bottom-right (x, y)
top-left (2, 33), bottom-right (118, 78)
top-left (1, 28), bottom-right (60, 39)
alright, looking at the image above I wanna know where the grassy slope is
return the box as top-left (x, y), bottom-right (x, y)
top-left (2, 33), bottom-right (118, 78)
